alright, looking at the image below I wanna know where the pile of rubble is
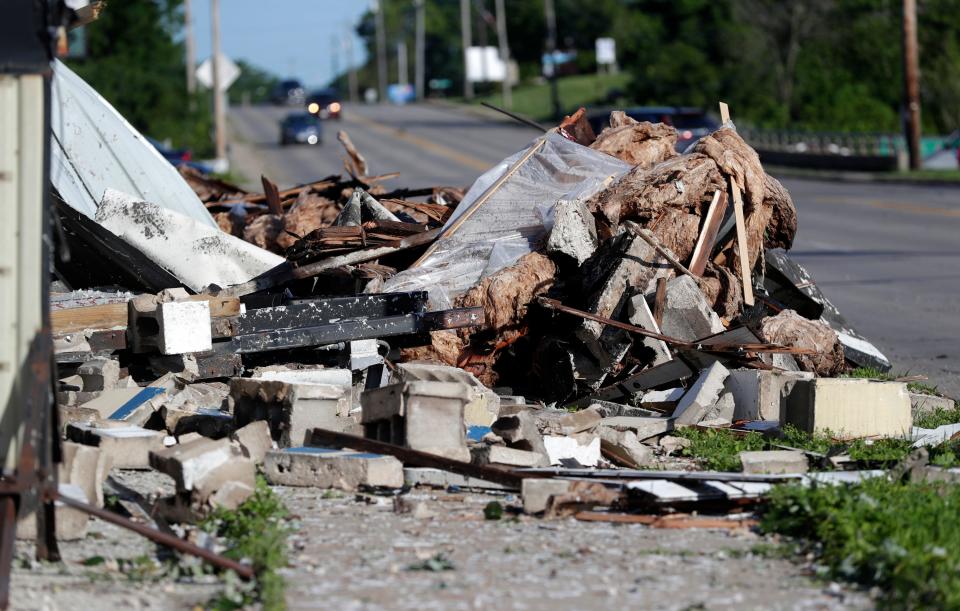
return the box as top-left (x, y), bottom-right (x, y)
top-left (37, 60), bottom-right (955, 543)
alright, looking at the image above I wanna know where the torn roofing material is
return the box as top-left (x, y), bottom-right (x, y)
top-left (50, 59), bottom-right (217, 228)
top-left (96, 189), bottom-right (285, 292)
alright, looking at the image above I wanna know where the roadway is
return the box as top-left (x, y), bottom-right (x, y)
top-left (229, 102), bottom-right (960, 398)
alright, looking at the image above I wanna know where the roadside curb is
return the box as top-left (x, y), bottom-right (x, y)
top-left (767, 166), bottom-right (960, 188)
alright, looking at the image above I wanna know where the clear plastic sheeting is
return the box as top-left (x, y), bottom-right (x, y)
top-left (381, 133), bottom-right (629, 308)
top-left (50, 60), bottom-right (216, 228)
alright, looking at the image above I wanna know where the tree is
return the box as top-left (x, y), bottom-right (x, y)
top-left (68, 0), bottom-right (214, 155)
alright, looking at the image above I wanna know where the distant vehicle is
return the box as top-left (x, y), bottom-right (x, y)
top-left (145, 136), bottom-right (211, 173)
top-left (587, 107), bottom-right (720, 151)
top-left (271, 79), bottom-right (306, 106)
top-left (279, 112), bottom-right (322, 146)
top-left (305, 88), bottom-right (342, 120)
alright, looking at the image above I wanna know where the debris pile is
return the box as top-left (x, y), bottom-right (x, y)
top-left (39, 58), bottom-right (954, 541)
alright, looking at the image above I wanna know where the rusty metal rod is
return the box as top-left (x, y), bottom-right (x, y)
top-left (52, 491), bottom-right (254, 579)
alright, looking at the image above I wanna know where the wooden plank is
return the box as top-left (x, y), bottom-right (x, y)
top-left (729, 179), bottom-right (755, 306)
top-left (719, 101), bottom-right (730, 124)
top-left (688, 189), bottom-right (727, 276)
top-left (653, 277), bottom-right (667, 328)
top-left (260, 175), bottom-right (284, 216)
top-left (51, 302), bottom-right (127, 334)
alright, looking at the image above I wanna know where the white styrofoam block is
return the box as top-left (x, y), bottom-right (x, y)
top-left (543, 434), bottom-right (601, 467)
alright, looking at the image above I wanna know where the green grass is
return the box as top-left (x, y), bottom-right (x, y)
top-left (673, 427), bottom-right (768, 471)
top-left (464, 73), bottom-right (632, 121)
top-left (201, 477), bottom-right (292, 610)
top-left (842, 366), bottom-right (951, 397)
top-left (762, 477), bottom-right (960, 609)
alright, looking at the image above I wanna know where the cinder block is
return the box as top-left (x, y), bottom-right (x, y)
top-left (492, 408), bottom-right (547, 456)
top-left (470, 445), bottom-right (548, 467)
top-left (673, 362), bottom-right (730, 425)
top-left (600, 416), bottom-right (674, 441)
top-left (521, 479), bottom-right (573, 514)
top-left (396, 363), bottom-right (500, 426)
top-left (740, 450), bottom-right (808, 474)
top-left (264, 447), bottom-right (404, 490)
top-left (362, 381), bottom-right (470, 461)
top-left (230, 420), bottom-right (274, 463)
top-left (17, 484), bottom-right (89, 541)
top-left (599, 426), bottom-right (654, 467)
top-left (784, 378), bottom-right (912, 439)
top-left (129, 290), bottom-right (212, 355)
top-left (724, 369), bottom-right (814, 421)
top-left (60, 441), bottom-right (112, 507)
top-left (66, 423), bottom-right (166, 469)
top-left (77, 358), bottom-right (120, 392)
top-left (231, 377), bottom-right (353, 447)
top-left (150, 437), bottom-right (255, 501)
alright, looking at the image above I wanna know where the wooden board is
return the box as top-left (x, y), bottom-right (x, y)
top-left (729, 179), bottom-right (755, 306)
top-left (51, 294), bottom-right (241, 334)
top-left (688, 189), bottom-right (727, 276)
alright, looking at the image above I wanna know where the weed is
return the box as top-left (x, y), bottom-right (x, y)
top-left (762, 477), bottom-right (960, 609)
top-left (201, 476), bottom-right (292, 610)
top-left (406, 553), bottom-right (455, 572)
top-left (914, 402), bottom-right (960, 429)
top-left (673, 428), bottom-right (767, 471)
top-left (483, 501), bottom-right (504, 520)
top-left (846, 438), bottom-right (914, 465)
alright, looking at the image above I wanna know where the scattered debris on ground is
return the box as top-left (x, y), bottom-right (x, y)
top-left (31, 59), bottom-right (960, 607)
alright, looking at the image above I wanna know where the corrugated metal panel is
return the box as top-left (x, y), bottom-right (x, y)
top-left (49, 60), bottom-right (216, 228)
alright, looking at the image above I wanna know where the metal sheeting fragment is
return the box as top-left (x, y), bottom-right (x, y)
top-left (96, 189), bottom-right (284, 292)
top-left (381, 133), bottom-right (629, 308)
top-left (50, 59), bottom-right (216, 228)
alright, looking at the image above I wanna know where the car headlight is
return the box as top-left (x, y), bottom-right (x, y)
top-left (307, 102), bottom-right (320, 114)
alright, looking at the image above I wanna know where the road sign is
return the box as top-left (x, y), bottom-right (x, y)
top-left (195, 55), bottom-right (241, 91)
top-left (596, 38), bottom-right (616, 65)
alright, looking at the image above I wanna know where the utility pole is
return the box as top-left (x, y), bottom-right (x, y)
top-left (211, 0), bottom-right (226, 161)
top-left (902, 0), bottom-right (922, 171)
top-left (397, 41), bottom-right (408, 86)
top-left (374, 1), bottom-right (388, 103)
top-left (544, 0), bottom-right (561, 120)
top-left (460, 0), bottom-right (473, 99)
top-left (345, 31), bottom-right (359, 103)
top-left (494, 0), bottom-right (511, 108)
top-left (414, 0), bottom-right (425, 100)
top-left (331, 34), bottom-right (340, 88)
top-left (184, 0), bottom-right (196, 94)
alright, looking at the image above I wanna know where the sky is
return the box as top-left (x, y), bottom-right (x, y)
top-left (190, 0), bottom-right (371, 89)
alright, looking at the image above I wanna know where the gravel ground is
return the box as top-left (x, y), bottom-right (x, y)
top-left (8, 474), bottom-right (873, 610)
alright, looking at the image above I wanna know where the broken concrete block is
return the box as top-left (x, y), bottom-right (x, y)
top-left (627, 293), bottom-right (671, 366)
top-left (470, 445), bottom-right (548, 468)
top-left (575, 231), bottom-right (670, 380)
top-left (910, 392), bottom-right (955, 418)
top-left (740, 450), bottom-right (809, 474)
top-left (17, 484), bottom-right (89, 541)
top-left (659, 435), bottom-right (691, 455)
top-left (700, 391), bottom-right (736, 425)
top-left (232, 377), bottom-right (353, 447)
top-left (491, 408), bottom-right (547, 456)
top-left (543, 433), bottom-right (600, 467)
top-left (724, 369), bottom-right (814, 422)
top-left (264, 447), bottom-right (404, 490)
top-left (362, 381), bottom-right (470, 461)
top-left (600, 416), bottom-right (674, 441)
top-left (546, 198), bottom-right (598, 265)
top-left (657, 275), bottom-right (725, 341)
top-left (80, 387), bottom-right (165, 424)
top-left (784, 378), bottom-right (912, 439)
top-left (230, 420), bottom-right (273, 463)
top-left (59, 441), bottom-right (112, 508)
top-left (673, 362), bottom-right (730, 425)
top-left (557, 407), bottom-right (602, 435)
top-left (129, 293), bottom-right (212, 355)
top-left (252, 367), bottom-right (353, 388)
top-left (162, 407), bottom-right (234, 439)
top-left (599, 426), bottom-right (654, 467)
top-left (583, 399), bottom-right (661, 419)
top-left (150, 437), bottom-right (255, 501)
top-left (148, 353), bottom-right (200, 382)
top-left (396, 363), bottom-right (500, 426)
top-left (66, 423), bottom-right (166, 469)
top-left (521, 479), bottom-right (573, 514)
top-left (349, 339), bottom-right (382, 371)
top-left (77, 357), bottom-right (120, 392)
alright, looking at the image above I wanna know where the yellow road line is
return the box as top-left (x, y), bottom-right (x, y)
top-left (343, 112), bottom-right (493, 173)
top-left (810, 196), bottom-right (960, 218)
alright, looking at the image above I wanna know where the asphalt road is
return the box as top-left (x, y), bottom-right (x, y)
top-left (230, 103), bottom-right (960, 398)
